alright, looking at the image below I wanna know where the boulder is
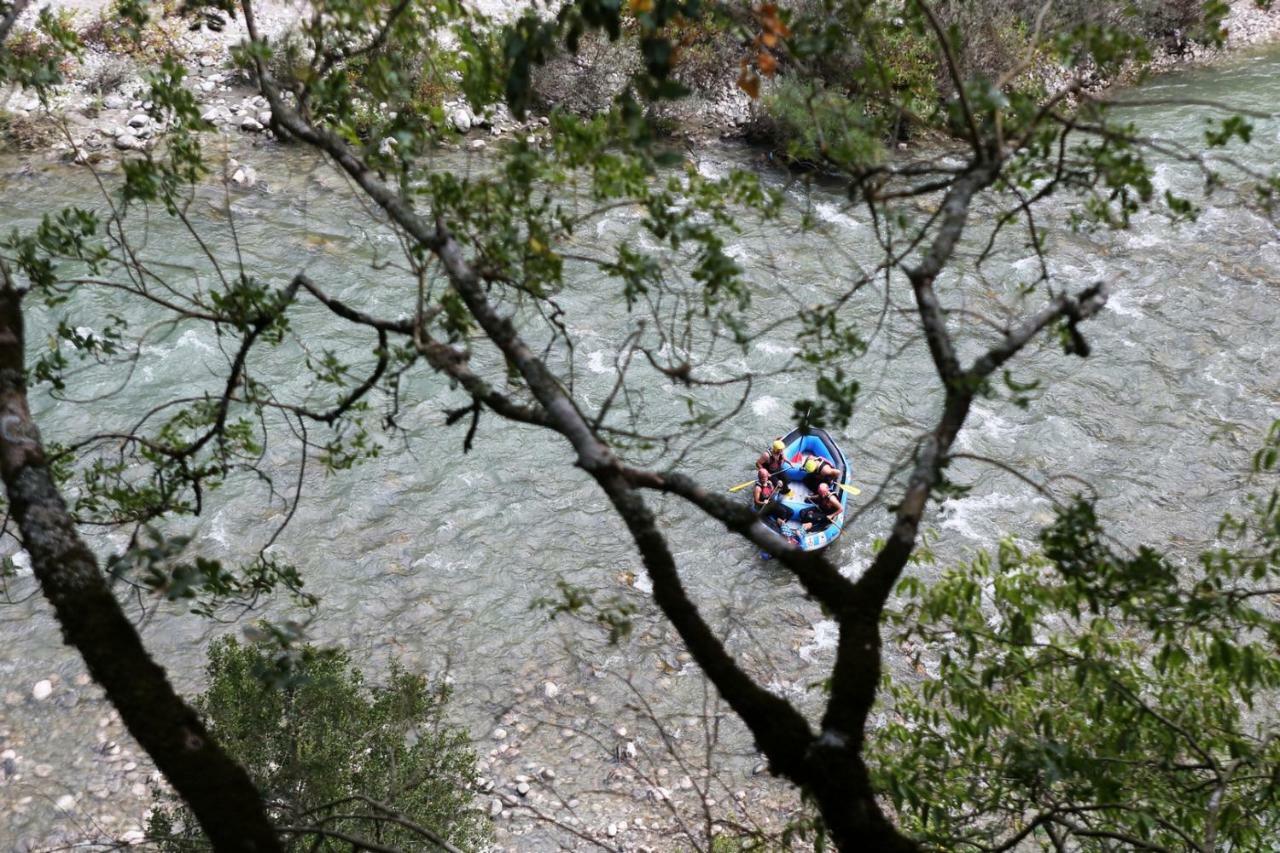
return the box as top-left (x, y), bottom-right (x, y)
top-left (449, 107), bottom-right (473, 134)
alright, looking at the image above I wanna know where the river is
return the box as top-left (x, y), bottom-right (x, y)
top-left (1, 45), bottom-right (1278, 850)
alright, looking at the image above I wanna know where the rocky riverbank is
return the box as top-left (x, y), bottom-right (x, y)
top-left (3, 0), bottom-right (1279, 163)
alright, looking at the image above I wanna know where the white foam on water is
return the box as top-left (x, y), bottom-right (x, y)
top-left (939, 492), bottom-right (1037, 543)
top-left (7, 549), bottom-right (31, 576)
top-left (798, 618), bottom-right (838, 662)
top-left (1010, 255), bottom-right (1043, 276)
top-left (585, 350), bottom-right (616, 375)
top-left (205, 508), bottom-right (231, 547)
top-left (751, 395), bottom-right (784, 418)
top-left (755, 340), bottom-right (800, 356)
top-left (812, 201), bottom-right (865, 233)
top-left (966, 402), bottom-right (1024, 445)
top-left (175, 328), bottom-right (216, 354)
top-left (1105, 289), bottom-right (1144, 318)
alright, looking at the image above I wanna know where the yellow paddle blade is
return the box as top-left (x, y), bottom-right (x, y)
top-left (727, 479), bottom-right (757, 493)
top-left (838, 482), bottom-right (862, 496)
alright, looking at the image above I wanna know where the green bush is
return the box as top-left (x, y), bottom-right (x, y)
top-left (147, 638), bottom-right (490, 851)
top-left (754, 77), bottom-right (885, 170)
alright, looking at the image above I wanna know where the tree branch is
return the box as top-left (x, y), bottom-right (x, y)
top-left (0, 283), bottom-right (282, 852)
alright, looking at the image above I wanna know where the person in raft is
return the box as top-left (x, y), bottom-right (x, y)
top-left (756, 439), bottom-right (787, 474)
top-left (801, 483), bottom-right (843, 531)
top-left (752, 467), bottom-right (780, 509)
top-left (801, 454), bottom-right (840, 488)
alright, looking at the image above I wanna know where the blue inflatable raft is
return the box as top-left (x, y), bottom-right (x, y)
top-left (754, 426), bottom-right (852, 552)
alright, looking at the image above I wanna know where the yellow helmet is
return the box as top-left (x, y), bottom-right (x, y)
top-left (771, 440), bottom-right (785, 452)
top-left (804, 457), bottom-right (820, 473)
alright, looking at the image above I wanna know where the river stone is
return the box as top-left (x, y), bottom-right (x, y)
top-left (542, 680), bottom-right (559, 699)
top-left (102, 94), bottom-right (127, 110)
top-left (114, 133), bottom-right (144, 151)
top-left (239, 116), bottom-right (264, 132)
top-left (515, 781), bottom-right (530, 796)
top-left (488, 798), bottom-right (502, 817)
top-left (126, 114), bottom-right (148, 128)
top-left (32, 680), bottom-right (52, 701)
top-left (55, 794), bottom-right (76, 812)
top-left (449, 107), bottom-right (472, 133)
top-left (257, 110), bottom-right (272, 127)
top-left (32, 763), bottom-right (52, 778)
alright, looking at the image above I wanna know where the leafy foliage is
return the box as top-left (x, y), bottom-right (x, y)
top-left (874, 423), bottom-right (1280, 850)
top-left (147, 638), bottom-right (490, 851)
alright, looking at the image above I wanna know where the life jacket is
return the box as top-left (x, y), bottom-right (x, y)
top-left (755, 479), bottom-right (776, 503)
top-left (764, 450), bottom-right (785, 473)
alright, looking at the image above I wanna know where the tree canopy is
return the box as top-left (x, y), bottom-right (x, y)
top-left (1, 0), bottom-right (1277, 850)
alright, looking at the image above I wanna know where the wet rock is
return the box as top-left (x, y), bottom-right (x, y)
top-left (2, 757), bottom-right (17, 777)
top-left (33, 763), bottom-right (52, 778)
top-left (467, 138), bottom-right (486, 151)
top-left (114, 133), bottom-right (144, 151)
top-left (55, 793), bottom-right (76, 812)
top-left (231, 165), bottom-right (257, 187)
top-left (201, 106), bottom-right (226, 124)
top-left (256, 109), bottom-right (272, 127)
top-left (239, 116), bottom-right (264, 133)
top-left (32, 680), bottom-right (52, 701)
top-left (126, 114), bottom-right (149, 129)
top-left (515, 781), bottom-right (530, 796)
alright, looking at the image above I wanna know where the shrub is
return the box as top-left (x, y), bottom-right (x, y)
top-left (0, 111), bottom-right (61, 151)
top-left (751, 77), bottom-right (885, 170)
top-left (147, 638), bottom-right (490, 851)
